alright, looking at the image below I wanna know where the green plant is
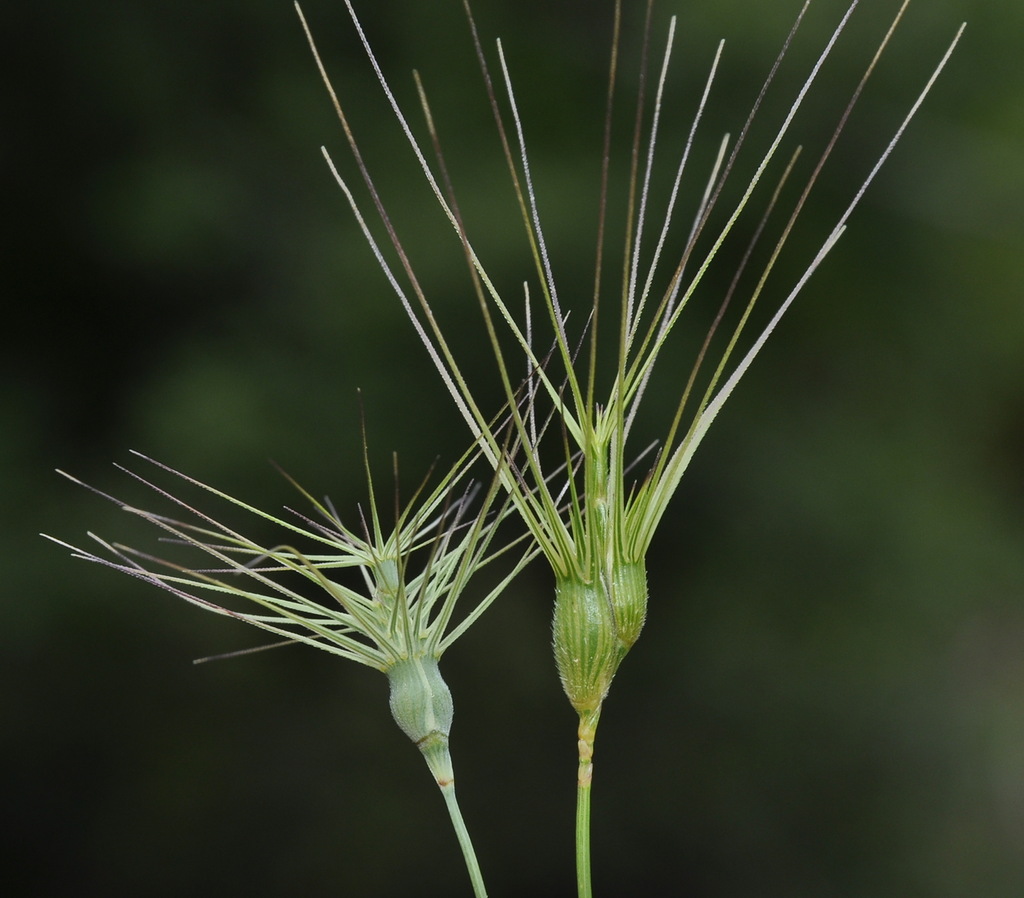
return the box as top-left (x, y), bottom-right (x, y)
top-left (301, 0), bottom-right (962, 893)
top-left (46, 442), bottom-right (533, 898)
top-left (49, 1), bottom-right (964, 894)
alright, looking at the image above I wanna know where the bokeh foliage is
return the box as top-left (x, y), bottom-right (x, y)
top-left (5, 1), bottom-right (1024, 895)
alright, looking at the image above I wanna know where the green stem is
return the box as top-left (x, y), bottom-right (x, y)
top-left (576, 778), bottom-right (593, 898)
top-left (439, 781), bottom-right (488, 898)
top-left (575, 705), bottom-right (601, 898)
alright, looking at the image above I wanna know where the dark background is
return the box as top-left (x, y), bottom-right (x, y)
top-left (5, 0), bottom-right (1023, 895)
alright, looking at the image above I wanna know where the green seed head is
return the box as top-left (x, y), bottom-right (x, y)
top-left (552, 560), bottom-right (648, 714)
top-left (387, 655), bottom-right (455, 786)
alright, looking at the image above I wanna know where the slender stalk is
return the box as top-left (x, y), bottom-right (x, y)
top-left (576, 782), bottom-right (593, 898)
top-left (575, 706), bottom-right (601, 898)
top-left (440, 781), bottom-right (489, 898)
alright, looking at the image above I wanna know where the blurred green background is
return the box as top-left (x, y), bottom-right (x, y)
top-left (5, 0), bottom-right (1023, 895)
